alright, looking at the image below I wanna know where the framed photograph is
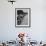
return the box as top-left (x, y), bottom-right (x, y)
top-left (15, 8), bottom-right (31, 27)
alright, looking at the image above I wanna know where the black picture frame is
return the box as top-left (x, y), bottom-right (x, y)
top-left (15, 8), bottom-right (31, 28)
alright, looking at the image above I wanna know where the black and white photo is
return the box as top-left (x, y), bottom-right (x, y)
top-left (15, 8), bottom-right (31, 27)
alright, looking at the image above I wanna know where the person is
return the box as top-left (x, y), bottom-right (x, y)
top-left (17, 10), bottom-right (28, 25)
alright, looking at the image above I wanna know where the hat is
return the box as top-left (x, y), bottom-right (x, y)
top-left (17, 10), bottom-right (28, 15)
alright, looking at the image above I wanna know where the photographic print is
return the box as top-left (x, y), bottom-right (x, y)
top-left (15, 8), bottom-right (31, 27)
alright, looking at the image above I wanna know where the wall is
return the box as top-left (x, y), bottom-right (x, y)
top-left (0, 0), bottom-right (46, 42)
